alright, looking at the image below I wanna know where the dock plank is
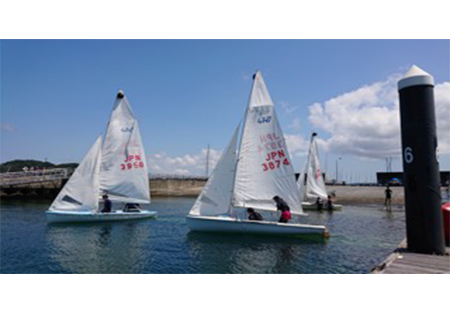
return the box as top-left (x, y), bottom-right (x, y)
top-left (372, 241), bottom-right (450, 274)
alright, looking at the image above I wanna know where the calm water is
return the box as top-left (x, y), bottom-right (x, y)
top-left (0, 198), bottom-right (405, 273)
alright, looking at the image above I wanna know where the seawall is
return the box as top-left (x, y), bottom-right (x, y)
top-left (0, 178), bottom-right (207, 199)
top-left (1, 178), bottom-right (411, 205)
top-left (150, 178), bottom-right (206, 197)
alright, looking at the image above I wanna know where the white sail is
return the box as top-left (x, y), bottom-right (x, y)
top-left (233, 71), bottom-right (303, 214)
top-left (49, 136), bottom-right (102, 212)
top-left (100, 91), bottom-right (150, 204)
top-left (190, 124), bottom-right (240, 216)
top-left (305, 134), bottom-right (328, 200)
top-left (297, 161), bottom-right (308, 201)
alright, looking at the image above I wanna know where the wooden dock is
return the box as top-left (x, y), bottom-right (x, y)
top-left (372, 240), bottom-right (450, 274)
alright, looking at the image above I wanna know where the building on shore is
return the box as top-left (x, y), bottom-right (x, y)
top-left (377, 171), bottom-right (450, 186)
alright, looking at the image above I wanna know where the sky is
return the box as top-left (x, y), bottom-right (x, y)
top-left (1, 40), bottom-right (449, 181)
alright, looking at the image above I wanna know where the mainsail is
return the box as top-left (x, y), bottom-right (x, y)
top-left (49, 136), bottom-right (102, 212)
top-left (299, 133), bottom-right (328, 201)
top-left (189, 124), bottom-right (240, 216)
top-left (232, 71), bottom-right (303, 214)
top-left (100, 91), bottom-right (150, 204)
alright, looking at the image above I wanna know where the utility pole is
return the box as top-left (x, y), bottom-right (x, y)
top-left (205, 144), bottom-right (210, 178)
top-left (335, 157), bottom-right (342, 183)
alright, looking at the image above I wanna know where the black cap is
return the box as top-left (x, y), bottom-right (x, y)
top-left (117, 90), bottom-right (125, 99)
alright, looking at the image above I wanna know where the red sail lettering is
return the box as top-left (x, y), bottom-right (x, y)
top-left (271, 151), bottom-right (277, 159)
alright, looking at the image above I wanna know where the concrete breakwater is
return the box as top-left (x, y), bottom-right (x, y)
top-left (0, 180), bottom-right (66, 199)
top-left (149, 178), bottom-right (206, 197)
top-left (0, 178), bottom-right (207, 199)
top-left (0, 177), bottom-right (408, 205)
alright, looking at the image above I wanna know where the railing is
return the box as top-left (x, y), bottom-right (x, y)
top-left (149, 174), bottom-right (207, 180)
top-left (0, 168), bottom-right (72, 187)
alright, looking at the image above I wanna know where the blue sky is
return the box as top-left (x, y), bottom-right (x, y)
top-left (1, 40), bottom-right (449, 180)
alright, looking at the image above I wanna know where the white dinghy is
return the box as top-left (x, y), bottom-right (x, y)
top-left (298, 132), bottom-right (342, 210)
top-left (186, 72), bottom-right (327, 237)
top-left (46, 91), bottom-right (156, 223)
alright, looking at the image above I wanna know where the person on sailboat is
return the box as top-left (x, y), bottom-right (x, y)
top-left (101, 194), bottom-right (112, 213)
top-left (315, 197), bottom-right (323, 210)
top-left (273, 196), bottom-right (291, 223)
top-left (325, 195), bottom-right (334, 210)
top-left (247, 208), bottom-right (263, 221)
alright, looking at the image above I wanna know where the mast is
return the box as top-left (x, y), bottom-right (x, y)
top-left (230, 71), bottom-right (257, 208)
top-left (205, 144), bottom-right (210, 178)
top-left (300, 132), bottom-right (315, 201)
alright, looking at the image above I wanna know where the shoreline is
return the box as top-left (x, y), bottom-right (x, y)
top-left (1, 184), bottom-right (408, 205)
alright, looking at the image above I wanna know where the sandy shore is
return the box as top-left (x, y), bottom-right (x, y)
top-left (3, 181), bottom-right (447, 205)
top-left (151, 185), bottom-right (407, 205)
top-left (326, 186), bottom-right (404, 205)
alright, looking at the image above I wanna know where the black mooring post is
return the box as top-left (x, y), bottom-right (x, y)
top-left (398, 65), bottom-right (445, 255)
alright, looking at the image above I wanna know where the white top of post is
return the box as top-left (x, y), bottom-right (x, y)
top-left (398, 65), bottom-right (435, 90)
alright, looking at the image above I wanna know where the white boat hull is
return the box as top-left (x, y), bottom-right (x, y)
top-left (46, 210), bottom-right (157, 223)
top-left (186, 215), bottom-right (327, 237)
top-left (302, 202), bottom-right (343, 211)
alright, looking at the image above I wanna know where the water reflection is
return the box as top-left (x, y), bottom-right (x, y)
top-left (186, 232), bottom-right (324, 273)
top-left (1, 198), bottom-right (407, 273)
top-left (45, 221), bottom-right (153, 273)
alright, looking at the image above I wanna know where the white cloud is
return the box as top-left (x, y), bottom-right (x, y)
top-left (288, 116), bottom-right (302, 132)
top-left (308, 74), bottom-right (450, 159)
top-left (0, 123), bottom-right (15, 133)
top-left (280, 101), bottom-right (300, 114)
top-left (435, 82), bottom-right (450, 155)
top-left (241, 72), bottom-right (252, 81)
top-left (284, 133), bottom-right (309, 157)
top-left (148, 147), bottom-right (222, 176)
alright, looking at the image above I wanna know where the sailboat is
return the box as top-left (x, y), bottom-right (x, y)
top-left (298, 133), bottom-right (342, 210)
top-left (186, 72), bottom-right (327, 237)
top-left (46, 91), bottom-right (157, 223)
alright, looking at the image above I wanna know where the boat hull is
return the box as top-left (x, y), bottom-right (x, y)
top-left (46, 210), bottom-right (157, 223)
top-left (186, 215), bottom-right (327, 237)
top-left (302, 202), bottom-right (343, 211)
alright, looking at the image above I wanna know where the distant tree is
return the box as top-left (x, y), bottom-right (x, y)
top-left (54, 163), bottom-right (79, 170)
top-left (0, 159), bottom-right (78, 173)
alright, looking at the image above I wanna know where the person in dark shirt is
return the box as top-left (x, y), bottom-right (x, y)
top-left (273, 196), bottom-right (291, 223)
top-left (101, 194), bottom-right (112, 213)
top-left (325, 195), bottom-right (334, 210)
top-left (315, 197), bottom-right (323, 210)
top-left (247, 208), bottom-right (263, 221)
top-left (384, 186), bottom-right (393, 210)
